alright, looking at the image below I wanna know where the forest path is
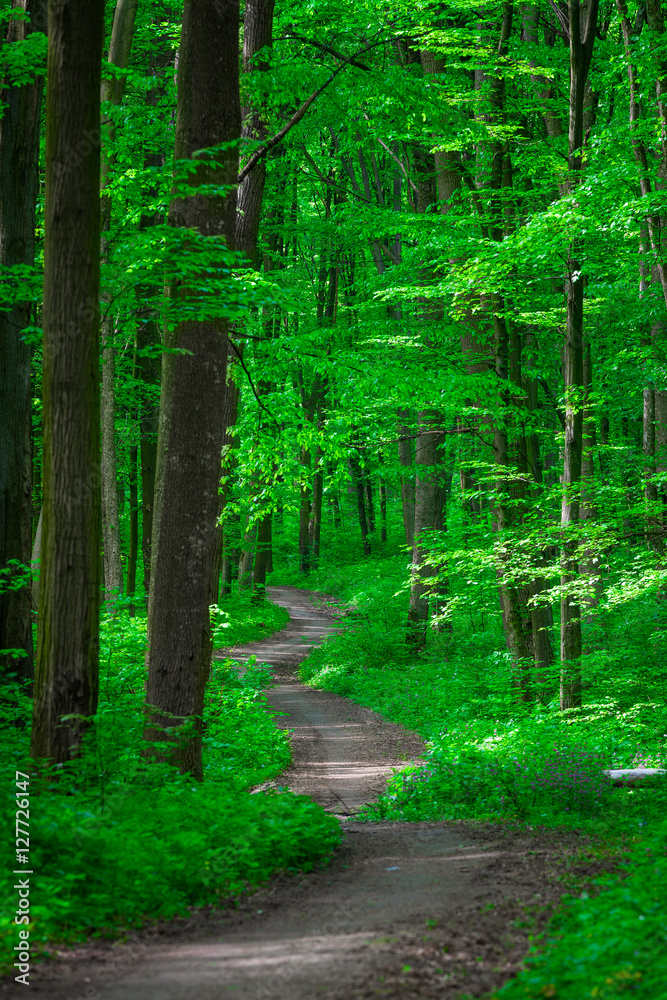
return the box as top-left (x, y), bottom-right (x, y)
top-left (27, 587), bottom-right (585, 1000)
top-left (224, 586), bottom-right (425, 814)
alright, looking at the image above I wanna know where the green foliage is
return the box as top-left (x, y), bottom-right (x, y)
top-left (288, 550), bottom-right (667, 998)
top-left (492, 822), bottom-right (667, 1000)
top-left (211, 591), bottom-right (290, 649)
top-left (0, 771), bottom-right (340, 971)
top-left (0, 600), bottom-right (338, 971)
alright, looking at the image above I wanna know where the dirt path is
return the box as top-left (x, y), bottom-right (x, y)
top-left (224, 586), bottom-right (425, 815)
top-left (24, 588), bottom-right (603, 1000)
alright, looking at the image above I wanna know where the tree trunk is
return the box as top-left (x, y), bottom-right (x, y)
top-left (252, 513), bottom-right (271, 601)
top-left (309, 448), bottom-right (323, 570)
top-left (298, 446), bottom-right (312, 572)
top-left (144, 0), bottom-right (241, 778)
top-left (331, 490), bottom-right (342, 529)
top-left (656, 390), bottom-right (667, 526)
top-left (136, 314), bottom-right (160, 602)
top-left (349, 452), bottom-right (371, 556)
top-left (380, 477), bottom-right (387, 543)
top-left (100, 336), bottom-right (123, 600)
top-left (31, 507), bottom-right (42, 615)
top-left (398, 409), bottom-right (415, 547)
top-left (364, 474), bottom-right (376, 535)
top-left (99, 0), bottom-right (139, 604)
top-left (127, 442), bottom-right (138, 615)
top-left (220, 536), bottom-right (233, 597)
top-left (559, 0), bottom-right (598, 710)
top-left (237, 0), bottom-right (275, 265)
top-left (238, 519), bottom-right (256, 590)
top-left (31, 0), bottom-right (104, 764)
top-left (407, 413), bottom-right (442, 650)
top-left (0, 0), bottom-right (46, 684)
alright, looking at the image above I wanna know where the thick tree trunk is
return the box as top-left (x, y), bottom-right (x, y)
top-left (144, 0), bottom-right (241, 778)
top-left (0, 0), bottom-right (46, 683)
top-left (31, 0), bottom-right (104, 764)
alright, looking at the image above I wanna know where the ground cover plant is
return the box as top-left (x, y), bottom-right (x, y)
top-left (0, 602), bottom-right (339, 974)
top-left (493, 820), bottom-right (667, 1000)
top-left (271, 536), bottom-right (667, 998)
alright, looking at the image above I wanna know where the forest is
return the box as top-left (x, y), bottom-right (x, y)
top-left (1, 0), bottom-right (666, 995)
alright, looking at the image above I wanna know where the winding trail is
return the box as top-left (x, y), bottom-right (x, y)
top-left (26, 587), bottom-right (587, 1000)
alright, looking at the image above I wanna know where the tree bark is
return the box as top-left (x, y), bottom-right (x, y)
top-left (309, 448), bottom-right (323, 570)
top-left (252, 513), bottom-right (271, 600)
top-left (100, 335), bottom-right (123, 599)
top-left (0, 0), bottom-right (46, 683)
top-left (99, 0), bottom-right (139, 603)
top-left (407, 414), bottom-right (443, 650)
top-left (380, 476), bottom-right (387, 543)
top-left (127, 441), bottom-right (138, 615)
top-left (349, 452), bottom-right (371, 556)
top-left (144, 0), bottom-right (241, 778)
top-left (364, 473), bottom-right (376, 535)
top-left (31, 0), bottom-right (104, 764)
top-left (237, 0), bottom-right (275, 265)
top-left (298, 446), bottom-right (312, 572)
top-left (238, 519), bottom-right (256, 589)
top-left (398, 409), bottom-right (415, 547)
top-left (559, 0), bottom-right (599, 710)
top-left (136, 313), bottom-right (160, 602)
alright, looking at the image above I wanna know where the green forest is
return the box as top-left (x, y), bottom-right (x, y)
top-left (1, 0), bottom-right (666, 995)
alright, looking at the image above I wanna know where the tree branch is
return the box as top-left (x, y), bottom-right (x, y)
top-left (228, 339), bottom-right (281, 428)
top-left (238, 36), bottom-right (388, 183)
top-left (281, 31), bottom-right (372, 71)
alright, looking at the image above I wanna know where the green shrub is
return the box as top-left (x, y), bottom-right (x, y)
top-left (0, 773), bottom-right (340, 970)
top-left (493, 821), bottom-right (667, 999)
top-left (0, 598), bottom-right (335, 973)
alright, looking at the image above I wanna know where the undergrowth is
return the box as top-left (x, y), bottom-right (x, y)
top-left (271, 550), bottom-right (667, 1000)
top-left (0, 597), bottom-right (337, 974)
top-left (492, 820), bottom-right (667, 1000)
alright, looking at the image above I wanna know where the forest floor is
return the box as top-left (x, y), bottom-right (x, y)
top-left (24, 588), bottom-right (616, 1000)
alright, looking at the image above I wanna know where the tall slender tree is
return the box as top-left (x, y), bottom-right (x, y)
top-left (99, 0), bottom-right (139, 603)
top-left (560, 0), bottom-right (599, 709)
top-left (0, 0), bottom-right (47, 683)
